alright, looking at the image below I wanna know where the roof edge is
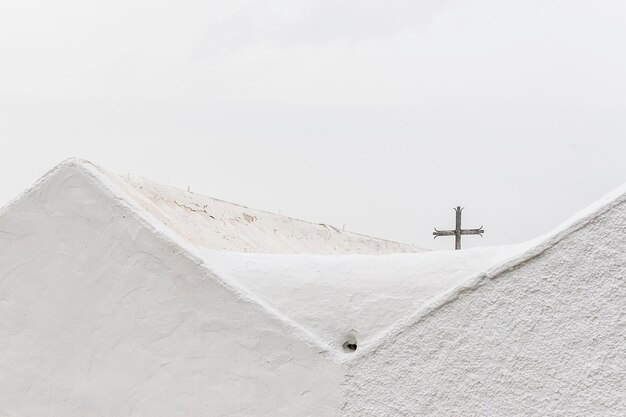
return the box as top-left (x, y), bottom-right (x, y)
top-left (1, 158), bottom-right (340, 361)
top-left (0, 157), bottom-right (86, 218)
top-left (349, 182), bottom-right (626, 363)
top-left (69, 159), bottom-right (342, 361)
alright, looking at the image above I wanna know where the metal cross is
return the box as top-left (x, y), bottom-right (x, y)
top-left (433, 206), bottom-right (484, 250)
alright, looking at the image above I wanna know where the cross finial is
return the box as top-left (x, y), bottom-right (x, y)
top-left (433, 206), bottom-right (484, 250)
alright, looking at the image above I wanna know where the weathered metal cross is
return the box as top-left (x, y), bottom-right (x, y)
top-left (433, 206), bottom-right (484, 250)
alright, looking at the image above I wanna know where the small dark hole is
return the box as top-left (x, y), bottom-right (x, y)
top-left (346, 343), bottom-right (357, 351)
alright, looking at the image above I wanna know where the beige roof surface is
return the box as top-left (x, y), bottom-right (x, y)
top-left (93, 162), bottom-right (426, 255)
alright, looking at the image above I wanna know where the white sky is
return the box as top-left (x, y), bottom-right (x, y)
top-left (0, 0), bottom-right (624, 250)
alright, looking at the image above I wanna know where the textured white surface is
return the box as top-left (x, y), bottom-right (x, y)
top-left (1, 159), bottom-right (624, 416)
top-left (201, 245), bottom-right (528, 353)
top-left (342, 194), bottom-right (626, 416)
top-left (97, 165), bottom-right (425, 255)
top-left (0, 162), bottom-right (343, 416)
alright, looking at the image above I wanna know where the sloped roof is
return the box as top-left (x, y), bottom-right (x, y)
top-left (200, 244), bottom-right (531, 351)
top-left (79, 158), bottom-right (625, 359)
top-left (92, 163), bottom-right (425, 255)
top-left (6, 159), bottom-right (624, 363)
top-left (197, 182), bottom-right (626, 359)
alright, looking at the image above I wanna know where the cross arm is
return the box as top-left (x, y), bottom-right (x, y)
top-left (433, 228), bottom-right (455, 238)
top-left (460, 227), bottom-right (484, 236)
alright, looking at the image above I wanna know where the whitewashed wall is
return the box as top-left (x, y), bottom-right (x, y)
top-left (343, 200), bottom-right (626, 416)
top-left (0, 164), bottom-right (342, 417)
top-left (1, 160), bottom-right (624, 417)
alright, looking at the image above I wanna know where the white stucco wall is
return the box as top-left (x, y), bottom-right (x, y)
top-left (2, 159), bottom-right (624, 416)
top-left (342, 200), bottom-right (626, 416)
top-left (0, 164), bottom-right (343, 417)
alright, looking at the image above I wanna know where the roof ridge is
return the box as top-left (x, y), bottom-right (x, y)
top-left (349, 182), bottom-right (626, 363)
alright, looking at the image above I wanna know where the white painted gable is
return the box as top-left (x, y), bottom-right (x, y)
top-left (1, 158), bottom-right (624, 416)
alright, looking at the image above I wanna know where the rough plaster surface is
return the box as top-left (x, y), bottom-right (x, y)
top-left (342, 199), bottom-right (626, 416)
top-left (0, 164), bottom-right (342, 416)
top-left (1, 159), bottom-right (624, 416)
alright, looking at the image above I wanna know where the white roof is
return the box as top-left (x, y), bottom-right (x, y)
top-left (196, 180), bottom-right (626, 358)
top-left (200, 244), bottom-right (531, 352)
top-left (15, 159), bottom-right (626, 361)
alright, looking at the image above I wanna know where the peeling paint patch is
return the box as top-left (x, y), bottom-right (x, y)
top-left (242, 213), bottom-right (257, 223)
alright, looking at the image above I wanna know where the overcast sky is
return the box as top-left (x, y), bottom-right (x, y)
top-left (1, 0), bottom-right (624, 250)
